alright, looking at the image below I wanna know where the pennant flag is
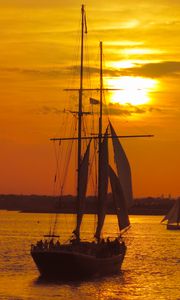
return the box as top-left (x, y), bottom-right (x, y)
top-left (90, 97), bottom-right (100, 105)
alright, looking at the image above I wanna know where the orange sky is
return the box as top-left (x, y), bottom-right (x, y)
top-left (0, 0), bottom-right (180, 197)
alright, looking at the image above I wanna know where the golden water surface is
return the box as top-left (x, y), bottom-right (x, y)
top-left (0, 211), bottom-right (179, 300)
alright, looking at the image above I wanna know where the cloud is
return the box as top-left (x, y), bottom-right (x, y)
top-left (2, 66), bottom-right (69, 76)
top-left (1, 66), bottom-right (67, 78)
top-left (0, 0), bottom-right (77, 8)
top-left (123, 61), bottom-right (180, 78)
top-left (66, 61), bottom-right (180, 79)
top-left (36, 103), bottom-right (147, 117)
top-left (103, 102), bottom-right (163, 116)
top-left (35, 101), bottom-right (168, 119)
top-left (3, 61), bottom-right (180, 81)
top-left (38, 106), bottom-right (63, 114)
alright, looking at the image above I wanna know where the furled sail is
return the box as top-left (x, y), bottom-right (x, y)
top-left (94, 131), bottom-right (109, 240)
top-left (161, 199), bottom-right (180, 224)
top-left (109, 121), bottom-right (133, 208)
top-left (109, 165), bottom-right (130, 232)
top-left (73, 141), bottom-right (91, 238)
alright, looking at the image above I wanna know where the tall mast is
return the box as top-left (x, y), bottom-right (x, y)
top-left (98, 42), bottom-right (103, 199)
top-left (76, 4), bottom-right (85, 236)
top-left (99, 41), bottom-right (103, 144)
top-left (98, 42), bottom-right (103, 198)
top-left (98, 41), bottom-right (103, 232)
top-left (77, 4), bottom-right (85, 195)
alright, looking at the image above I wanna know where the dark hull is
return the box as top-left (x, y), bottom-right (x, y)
top-left (31, 249), bottom-right (125, 279)
top-left (167, 224), bottom-right (180, 230)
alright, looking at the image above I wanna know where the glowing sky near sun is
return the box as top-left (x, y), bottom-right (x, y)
top-left (0, 0), bottom-right (180, 197)
top-left (104, 76), bottom-right (158, 105)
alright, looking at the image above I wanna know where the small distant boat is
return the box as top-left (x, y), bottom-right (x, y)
top-left (161, 199), bottom-right (180, 230)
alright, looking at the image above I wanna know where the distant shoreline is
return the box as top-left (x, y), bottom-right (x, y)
top-left (19, 210), bottom-right (165, 216)
top-left (0, 194), bottom-right (178, 215)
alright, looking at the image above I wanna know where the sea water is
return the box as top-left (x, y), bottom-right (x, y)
top-left (0, 211), bottom-right (179, 300)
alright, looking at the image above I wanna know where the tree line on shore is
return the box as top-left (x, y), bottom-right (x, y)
top-left (0, 194), bottom-right (178, 215)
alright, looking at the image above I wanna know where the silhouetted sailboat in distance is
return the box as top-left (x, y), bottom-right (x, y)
top-left (161, 199), bottom-right (180, 230)
top-left (31, 5), bottom-right (152, 279)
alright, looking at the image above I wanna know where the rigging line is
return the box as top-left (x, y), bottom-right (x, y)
top-left (61, 130), bottom-right (76, 194)
top-left (66, 17), bottom-right (81, 91)
top-left (53, 130), bottom-right (65, 196)
top-left (54, 122), bottom-right (77, 235)
top-left (55, 140), bottom-right (66, 200)
top-left (82, 95), bottom-right (98, 195)
top-left (48, 140), bottom-right (63, 237)
top-left (54, 123), bottom-right (76, 235)
top-left (93, 136), bottom-right (98, 196)
top-left (88, 138), bottom-right (98, 194)
top-left (84, 34), bottom-right (93, 95)
top-left (82, 114), bottom-right (90, 152)
top-left (49, 141), bottom-right (61, 235)
top-left (52, 38), bottom-right (81, 233)
top-left (53, 140), bottom-right (62, 187)
top-left (90, 97), bottom-right (98, 196)
top-left (101, 50), bottom-right (110, 124)
top-left (52, 118), bottom-right (77, 236)
top-left (53, 109), bottom-right (69, 150)
top-left (80, 29), bottom-right (93, 146)
top-left (82, 117), bottom-right (87, 138)
top-left (52, 213), bottom-right (59, 237)
top-left (63, 18), bottom-right (81, 125)
top-left (73, 119), bottom-right (79, 218)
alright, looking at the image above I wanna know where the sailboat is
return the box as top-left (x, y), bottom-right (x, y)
top-left (161, 199), bottom-right (180, 230)
top-left (31, 5), bottom-right (152, 279)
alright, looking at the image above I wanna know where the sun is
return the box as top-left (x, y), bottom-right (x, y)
top-left (105, 76), bottom-right (157, 106)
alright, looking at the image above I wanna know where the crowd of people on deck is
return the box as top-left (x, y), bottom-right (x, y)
top-left (96, 237), bottom-right (126, 257)
top-left (31, 239), bottom-right (61, 251)
top-left (31, 236), bottom-right (126, 258)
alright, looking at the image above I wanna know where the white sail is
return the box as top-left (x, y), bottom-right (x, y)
top-left (95, 131), bottom-right (109, 240)
top-left (73, 141), bottom-right (91, 238)
top-left (161, 199), bottom-right (180, 224)
top-left (109, 121), bottom-right (133, 208)
top-left (109, 165), bottom-right (130, 232)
